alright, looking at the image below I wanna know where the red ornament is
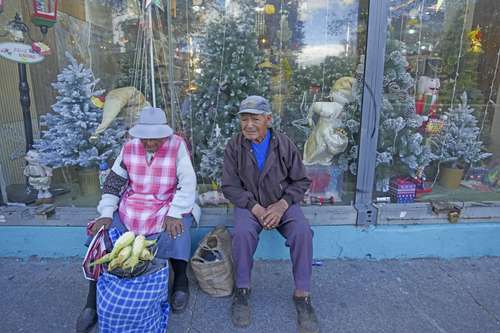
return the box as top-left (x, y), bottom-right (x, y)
top-left (32, 0), bottom-right (58, 32)
top-left (309, 84), bottom-right (321, 95)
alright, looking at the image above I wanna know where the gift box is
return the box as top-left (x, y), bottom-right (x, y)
top-left (389, 178), bottom-right (416, 203)
top-left (412, 177), bottom-right (433, 195)
top-left (465, 167), bottom-right (489, 181)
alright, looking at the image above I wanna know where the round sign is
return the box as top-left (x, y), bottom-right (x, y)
top-left (0, 42), bottom-right (45, 64)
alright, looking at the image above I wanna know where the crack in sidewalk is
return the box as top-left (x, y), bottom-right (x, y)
top-left (437, 263), bottom-right (500, 325)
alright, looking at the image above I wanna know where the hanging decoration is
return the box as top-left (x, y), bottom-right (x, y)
top-left (450, 0), bottom-right (469, 108)
top-left (258, 35), bottom-right (269, 48)
top-left (145, 0), bottom-right (163, 10)
top-left (433, 0), bottom-right (445, 12)
top-left (255, 6), bottom-right (266, 36)
top-left (468, 25), bottom-right (483, 54)
top-left (0, 0), bottom-right (4, 14)
top-left (479, 48), bottom-right (500, 136)
top-left (31, 0), bottom-right (58, 33)
top-left (263, 4), bottom-right (276, 15)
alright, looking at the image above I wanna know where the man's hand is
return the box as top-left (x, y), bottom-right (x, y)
top-left (251, 204), bottom-right (267, 226)
top-left (163, 216), bottom-right (184, 239)
top-left (91, 217), bottom-right (112, 235)
top-left (262, 199), bottom-right (289, 230)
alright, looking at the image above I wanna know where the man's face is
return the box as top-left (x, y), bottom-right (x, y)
top-left (239, 113), bottom-right (272, 142)
top-left (141, 138), bottom-right (167, 153)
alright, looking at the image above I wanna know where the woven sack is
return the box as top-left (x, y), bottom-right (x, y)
top-left (191, 225), bottom-right (233, 297)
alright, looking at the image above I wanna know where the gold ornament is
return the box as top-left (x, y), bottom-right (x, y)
top-left (425, 119), bottom-right (444, 135)
top-left (469, 26), bottom-right (483, 54)
top-left (264, 4), bottom-right (276, 15)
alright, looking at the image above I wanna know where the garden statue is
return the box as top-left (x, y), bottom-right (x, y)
top-left (24, 150), bottom-right (53, 204)
top-left (303, 77), bottom-right (355, 166)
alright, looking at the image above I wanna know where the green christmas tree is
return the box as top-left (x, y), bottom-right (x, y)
top-left (199, 124), bottom-right (228, 186)
top-left (186, 3), bottom-right (271, 183)
top-left (437, 1), bottom-right (483, 107)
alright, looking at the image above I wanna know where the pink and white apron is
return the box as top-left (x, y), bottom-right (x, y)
top-left (118, 136), bottom-right (183, 236)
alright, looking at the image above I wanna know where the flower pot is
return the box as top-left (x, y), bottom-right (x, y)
top-left (51, 166), bottom-right (78, 185)
top-left (439, 167), bottom-right (465, 189)
top-left (78, 167), bottom-right (100, 196)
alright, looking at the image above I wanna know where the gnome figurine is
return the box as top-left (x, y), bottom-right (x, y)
top-left (24, 150), bottom-right (53, 204)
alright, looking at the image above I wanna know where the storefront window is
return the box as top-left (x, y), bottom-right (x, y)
top-left (1, 0), bottom-right (370, 208)
top-left (372, 0), bottom-right (500, 204)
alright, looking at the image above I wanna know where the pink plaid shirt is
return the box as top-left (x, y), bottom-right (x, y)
top-left (118, 136), bottom-right (183, 235)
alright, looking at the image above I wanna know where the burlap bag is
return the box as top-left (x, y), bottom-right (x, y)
top-left (190, 225), bottom-right (233, 297)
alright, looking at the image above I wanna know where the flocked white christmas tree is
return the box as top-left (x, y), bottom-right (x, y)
top-left (432, 92), bottom-right (491, 168)
top-left (34, 53), bottom-right (126, 168)
top-left (338, 40), bottom-right (437, 185)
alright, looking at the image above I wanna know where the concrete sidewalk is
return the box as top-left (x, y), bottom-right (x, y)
top-left (1, 257), bottom-right (500, 333)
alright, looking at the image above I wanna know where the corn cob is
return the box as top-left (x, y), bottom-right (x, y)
top-left (139, 248), bottom-right (154, 261)
top-left (122, 235), bottom-right (146, 272)
top-left (89, 253), bottom-right (114, 266)
top-left (116, 246), bottom-right (132, 264)
top-left (107, 257), bottom-right (121, 271)
top-left (108, 231), bottom-right (135, 258)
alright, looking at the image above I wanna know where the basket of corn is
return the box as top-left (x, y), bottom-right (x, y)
top-left (90, 231), bottom-right (158, 278)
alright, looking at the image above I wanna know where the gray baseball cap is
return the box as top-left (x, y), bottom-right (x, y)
top-left (238, 95), bottom-right (271, 115)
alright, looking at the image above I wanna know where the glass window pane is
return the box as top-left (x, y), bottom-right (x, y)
top-left (374, 0), bottom-right (500, 204)
top-left (0, 0), bottom-right (369, 208)
top-left (182, 0), bottom-right (369, 206)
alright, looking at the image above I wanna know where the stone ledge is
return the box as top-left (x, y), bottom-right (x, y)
top-left (1, 201), bottom-right (500, 227)
top-left (0, 205), bottom-right (357, 227)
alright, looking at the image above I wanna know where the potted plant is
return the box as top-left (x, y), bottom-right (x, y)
top-left (432, 92), bottom-right (492, 189)
top-left (34, 53), bottom-right (126, 196)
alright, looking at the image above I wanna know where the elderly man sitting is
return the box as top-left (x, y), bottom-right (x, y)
top-left (222, 96), bottom-right (319, 333)
top-left (76, 107), bottom-right (198, 332)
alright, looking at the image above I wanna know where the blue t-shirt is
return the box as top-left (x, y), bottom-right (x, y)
top-left (251, 129), bottom-right (271, 172)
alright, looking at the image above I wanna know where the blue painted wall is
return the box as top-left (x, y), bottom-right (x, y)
top-left (2, 223), bottom-right (500, 259)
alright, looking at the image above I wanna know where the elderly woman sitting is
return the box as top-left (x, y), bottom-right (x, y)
top-left (77, 107), bottom-right (199, 332)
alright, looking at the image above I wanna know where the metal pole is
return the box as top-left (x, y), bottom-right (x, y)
top-left (18, 63), bottom-right (33, 152)
top-left (148, 5), bottom-right (157, 108)
top-left (354, 0), bottom-right (389, 225)
top-left (166, 0), bottom-right (176, 129)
